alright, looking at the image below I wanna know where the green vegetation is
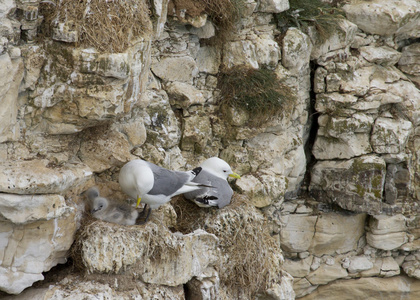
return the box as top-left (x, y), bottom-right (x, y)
top-left (276, 0), bottom-right (345, 41)
top-left (217, 65), bottom-right (295, 125)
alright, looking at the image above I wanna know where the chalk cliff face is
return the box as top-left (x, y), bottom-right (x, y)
top-left (0, 0), bottom-right (419, 299)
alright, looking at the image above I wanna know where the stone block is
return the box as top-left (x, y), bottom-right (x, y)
top-left (360, 46), bottom-right (402, 66)
top-left (310, 155), bottom-right (386, 214)
top-left (151, 56), bottom-right (198, 83)
top-left (371, 117), bottom-right (413, 154)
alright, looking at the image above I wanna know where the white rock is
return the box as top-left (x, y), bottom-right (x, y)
top-left (0, 0), bottom-right (15, 18)
top-left (366, 231), bottom-right (408, 251)
top-left (308, 19), bottom-right (357, 60)
top-left (369, 214), bottom-right (407, 235)
top-left (398, 43), bottom-right (420, 76)
top-left (189, 20), bottom-right (215, 39)
top-left (0, 194), bottom-right (71, 224)
top-left (254, 35), bottom-right (280, 68)
top-left (360, 46), bottom-right (402, 66)
top-left (151, 56), bottom-right (198, 83)
top-left (79, 223), bottom-right (219, 286)
top-left (166, 81), bottom-right (205, 109)
top-left (0, 210), bottom-right (76, 294)
top-left (0, 160), bottom-right (92, 194)
top-left (196, 46), bottom-right (221, 74)
top-left (96, 53), bottom-right (130, 79)
top-left (257, 0), bottom-right (289, 13)
top-left (222, 40), bottom-right (258, 69)
top-left (283, 256), bottom-right (312, 278)
top-left (280, 214), bottom-right (318, 253)
top-left (380, 257), bottom-right (400, 277)
top-left (282, 28), bottom-right (312, 73)
top-left (371, 117), bottom-right (413, 154)
top-left (306, 260), bottom-right (348, 285)
top-left (343, 0), bottom-right (420, 40)
top-left (0, 53), bottom-right (23, 143)
top-left (347, 256), bottom-right (373, 273)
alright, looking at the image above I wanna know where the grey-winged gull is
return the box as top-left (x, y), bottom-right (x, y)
top-left (86, 187), bottom-right (138, 225)
top-left (184, 157), bottom-right (240, 208)
top-left (119, 159), bottom-right (209, 222)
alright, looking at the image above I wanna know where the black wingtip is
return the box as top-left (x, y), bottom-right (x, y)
top-left (191, 167), bottom-right (202, 176)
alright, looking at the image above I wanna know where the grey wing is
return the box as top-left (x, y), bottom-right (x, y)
top-left (185, 170), bottom-right (233, 208)
top-left (147, 163), bottom-right (190, 196)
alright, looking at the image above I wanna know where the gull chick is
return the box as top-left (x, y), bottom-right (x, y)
top-left (86, 187), bottom-right (138, 225)
top-left (184, 157), bottom-right (240, 208)
top-left (119, 159), bottom-right (210, 222)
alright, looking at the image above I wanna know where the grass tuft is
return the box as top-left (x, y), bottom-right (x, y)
top-left (217, 65), bottom-right (295, 125)
top-left (40, 0), bottom-right (152, 53)
top-left (277, 0), bottom-right (346, 41)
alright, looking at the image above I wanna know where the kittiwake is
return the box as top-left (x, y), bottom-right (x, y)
top-left (86, 187), bottom-right (138, 225)
top-left (184, 157), bottom-right (240, 208)
top-left (119, 159), bottom-right (209, 222)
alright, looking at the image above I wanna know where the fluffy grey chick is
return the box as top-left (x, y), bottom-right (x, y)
top-left (86, 187), bottom-right (138, 225)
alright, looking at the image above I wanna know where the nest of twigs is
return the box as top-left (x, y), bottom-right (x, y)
top-left (173, 195), bottom-right (282, 299)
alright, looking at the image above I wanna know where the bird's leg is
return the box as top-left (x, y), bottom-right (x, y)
top-left (136, 204), bottom-right (152, 225)
top-left (138, 203), bottom-right (149, 218)
top-left (136, 196), bottom-right (142, 208)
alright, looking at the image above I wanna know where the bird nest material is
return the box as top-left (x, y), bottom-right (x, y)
top-left (173, 194), bottom-right (282, 299)
top-left (41, 0), bottom-right (152, 53)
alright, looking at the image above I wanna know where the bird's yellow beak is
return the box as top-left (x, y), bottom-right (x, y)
top-left (229, 172), bottom-right (241, 179)
top-left (136, 197), bottom-right (142, 208)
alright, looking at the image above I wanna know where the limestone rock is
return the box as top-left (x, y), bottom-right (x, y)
top-left (398, 43), bottom-right (420, 76)
top-left (347, 256), bottom-right (373, 274)
top-left (283, 256), bottom-right (312, 278)
top-left (181, 114), bottom-right (212, 153)
top-left (3, 278), bottom-right (185, 299)
top-left (166, 81), bottom-right (205, 109)
top-left (0, 53), bottom-right (23, 143)
top-left (371, 117), bottom-right (413, 154)
top-left (223, 40), bottom-right (258, 69)
top-left (380, 257), bottom-right (400, 277)
top-left (151, 56), bottom-right (198, 83)
top-left (343, 0), bottom-right (420, 41)
top-left (369, 214), bottom-right (407, 235)
top-left (0, 194), bottom-right (71, 224)
top-left (257, 0), bottom-right (289, 13)
top-left (0, 159), bottom-right (92, 194)
top-left (196, 46), bottom-right (220, 74)
top-left (310, 212), bottom-right (366, 256)
top-left (79, 128), bottom-right (135, 173)
top-left (282, 28), bottom-right (312, 73)
top-left (310, 155), bottom-right (386, 214)
top-left (186, 268), bottom-right (220, 300)
top-left (254, 35), bottom-right (281, 69)
top-left (189, 20), bottom-right (215, 39)
top-left (293, 278), bottom-right (318, 299)
top-left (306, 258), bottom-right (348, 285)
top-left (0, 208), bottom-right (76, 294)
top-left (303, 276), bottom-right (420, 299)
top-left (52, 21), bottom-right (78, 43)
top-left (360, 46), bottom-right (402, 66)
top-left (280, 214), bottom-right (318, 253)
top-left (366, 231), bottom-right (408, 251)
top-left (308, 19), bottom-right (357, 60)
top-left (77, 221), bottom-right (218, 286)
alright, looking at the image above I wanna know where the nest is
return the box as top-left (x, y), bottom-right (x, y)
top-left (42, 0), bottom-right (152, 53)
top-left (173, 195), bottom-right (282, 299)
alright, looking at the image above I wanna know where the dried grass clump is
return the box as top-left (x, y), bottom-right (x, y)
top-left (276, 0), bottom-right (345, 41)
top-left (217, 65), bottom-right (295, 125)
top-left (173, 195), bottom-right (282, 298)
top-left (169, 0), bottom-right (246, 42)
top-left (43, 0), bottom-right (152, 53)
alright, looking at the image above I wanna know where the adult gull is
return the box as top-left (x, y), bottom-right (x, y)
top-left (184, 157), bottom-right (240, 208)
top-left (119, 159), bottom-right (209, 222)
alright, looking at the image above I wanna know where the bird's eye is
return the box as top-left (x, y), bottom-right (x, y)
top-left (223, 170), bottom-right (227, 172)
